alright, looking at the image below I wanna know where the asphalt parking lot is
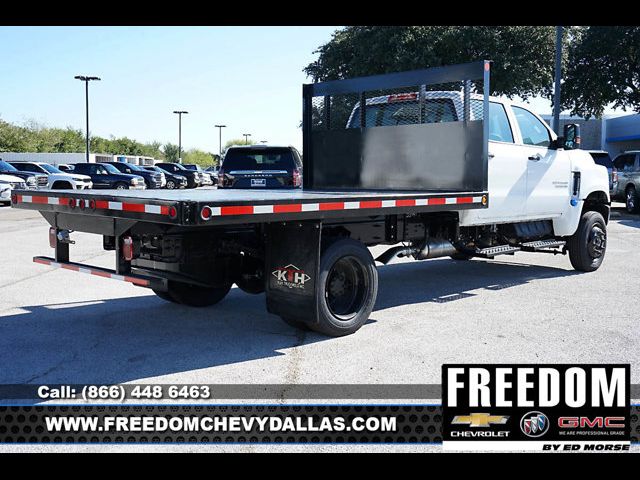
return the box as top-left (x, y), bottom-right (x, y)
top-left (0, 202), bottom-right (639, 451)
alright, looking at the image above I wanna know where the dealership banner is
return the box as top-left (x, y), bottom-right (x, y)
top-left (443, 364), bottom-right (631, 451)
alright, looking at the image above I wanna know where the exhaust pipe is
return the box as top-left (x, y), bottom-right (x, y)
top-left (415, 238), bottom-right (457, 260)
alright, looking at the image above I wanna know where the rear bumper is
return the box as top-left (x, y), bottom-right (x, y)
top-left (33, 256), bottom-right (166, 290)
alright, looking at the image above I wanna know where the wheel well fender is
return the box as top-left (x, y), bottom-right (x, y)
top-left (582, 190), bottom-right (610, 224)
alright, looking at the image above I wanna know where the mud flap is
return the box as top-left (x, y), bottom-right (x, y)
top-left (265, 221), bottom-right (321, 324)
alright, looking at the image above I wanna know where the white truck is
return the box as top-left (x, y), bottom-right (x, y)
top-left (7, 161), bottom-right (93, 190)
top-left (12, 61), bottom-right (610, 337)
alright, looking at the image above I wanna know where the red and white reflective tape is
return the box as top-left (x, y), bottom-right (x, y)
top-left (205, 195), bottom-right (485, 217)
top-left (14, 194), bottom-right (171, 216)
top-left (33, 257), bottom-right (150, 286)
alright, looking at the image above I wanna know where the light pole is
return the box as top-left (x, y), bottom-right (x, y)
top-left (243, 133), bottom-right (252, 145)
top-left (552, 26), bottom-right (563, 134)
top-left (173, 110), bottom-right (189, 163)
top-left (74, 75), bottom-right (101, 162)
top-left (215, 124), bottom-right (227, 158)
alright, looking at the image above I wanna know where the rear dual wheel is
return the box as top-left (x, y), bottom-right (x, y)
top-left (153, 281), bottom-right (232, 307)
top-left (280, 238), bottom-right (378, 337)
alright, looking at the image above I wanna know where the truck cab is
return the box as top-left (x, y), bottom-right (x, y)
top-left (347, 91), bottom-right (610, 238)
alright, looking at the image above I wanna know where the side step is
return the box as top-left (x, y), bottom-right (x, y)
top-left (520, 239), bottom-right (566, 252)
top-left (474, 245), bottom-right (520, 258)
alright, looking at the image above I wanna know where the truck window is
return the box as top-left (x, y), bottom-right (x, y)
top-left (512, 106), bottom-right (551, 147)
top-left (223, 148), bottom-right (296, 171)
top-left (614, 154), bottom-right (636, 172)
top-left (589, 152), bottom-right (613, 169)
top-left (469, 100), bottom-right (514, 143)
top-left (348, 98), bottom-right (457, 128)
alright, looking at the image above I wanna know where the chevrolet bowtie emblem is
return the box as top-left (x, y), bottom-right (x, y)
top-left (451, 413), bottom-right (509, 427)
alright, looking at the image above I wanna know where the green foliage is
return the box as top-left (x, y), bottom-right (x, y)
top-left (0, 117), bottom-right (165, 159)
top-left (305, 26), bottom-right (558, 100)
top-left (562, 26), bottom-right (640, 118)
top-left (224, 138), bottom-right (251, 152)
top-left (162, 143), bottom-right (180, 162)
top-left (182, 149), bottom-right (216, 167)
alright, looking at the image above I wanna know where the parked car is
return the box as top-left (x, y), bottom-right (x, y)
top-left (218, 145), bottom-right (303, 189)
top-left (143, 166), bottom-right (187, 189)
top-left (8, 161), bottom-right (93, 190)
top-left (69, 163), bottom-right (146, 190)
top-left (101, 162), bottom-right (165, 189)
top-left (611, 151), bottom-right (640, 213)
top-left (155, 163), bottom-right (200, 188)
top-left (183, 164), bottom-right (213, 186)
top-left (0, 174), bottom-right (26, 205)
top-left (587, 150), bottom-right (615, 192)
top-left (0, 160), bottom-right (42, 189)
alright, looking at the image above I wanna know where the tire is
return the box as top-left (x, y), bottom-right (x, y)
top-left (309, 238), bottom-right (378, 337)
top-left (115, 182), bottom-right (129, 190)
top-left (236, 257), bottom-right (265, 294)
top-left (450, 252), bottom-right (473, 261)
top-left (626, 186), bottom-right (639, 213)
top-left (166, 180), bottom-right (176, 190)
top-left (281, 317), bottom-right (311, 331)
top-left (567, 211), bottom-right (607, 272)
top-left (153, 289), bottom-right (179, 303)
top-left (165, 281), bottom-right (232, 307)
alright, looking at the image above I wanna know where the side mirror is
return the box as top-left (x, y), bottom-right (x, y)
top-left (562, 123), bottom-right (581, 150)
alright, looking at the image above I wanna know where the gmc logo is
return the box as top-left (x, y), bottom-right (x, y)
top-left (558, 417), bottom-right (625, 428)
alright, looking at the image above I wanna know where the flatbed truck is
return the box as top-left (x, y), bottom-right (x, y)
top-left (11, 61), bottom-right (610, 336)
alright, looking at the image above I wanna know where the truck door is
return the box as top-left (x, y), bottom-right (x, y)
top-left (474, 101), bottom-right (528, 222)
top-left (511, 106), bottom-right (570, 218)
top-left (613, 153), bottom-right (637, 198)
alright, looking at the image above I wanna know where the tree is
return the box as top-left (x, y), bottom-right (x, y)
top-left (562, 26), bottom-right (640, 118)
top-left (182, 149), bottom-right (216, 167)
top-left (223, 138), bottom-right (251, 153)
top-left (305, 26), bottom-right (558, 101)
top-left (162, 143), bottom-right (180, 162)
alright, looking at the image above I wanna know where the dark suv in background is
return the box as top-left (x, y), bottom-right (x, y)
top-left (218, 145), bottom-right (302, 189)
top-left (70, 163), bottom-right (146, 189)
top-left (143, 165), bottom-right (187, 189)
top-left (102, 161), bottom-right (165, 189)
top-left (155, 163), bottom-right (200, 188)
top-left (587, 150), bottom-right (615, 192)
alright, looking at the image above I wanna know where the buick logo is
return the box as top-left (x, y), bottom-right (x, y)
top-left (520, 411), bottom-right (549, 437)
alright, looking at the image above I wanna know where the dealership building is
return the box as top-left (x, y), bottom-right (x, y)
top-left (543, 112), bottom-right (640, 156)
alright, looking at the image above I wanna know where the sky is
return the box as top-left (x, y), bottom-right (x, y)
top-left (0, 26), bottom-right (624, 155)
top-left (0, 26), bottom-right (339, 153)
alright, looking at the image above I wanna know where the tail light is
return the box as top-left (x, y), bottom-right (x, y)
top-left (218, 168), bottom-right (225, 186)
top-left (49, 227), bottom-right (56, 249)
top-left (122, 236), bottom-right (134, 261)
top-left (200, 205), bottom-right (212, 221)
top-left (612, 168), bottom-right (618, 184)
top-left (293, 168), bottom-right (301, 187)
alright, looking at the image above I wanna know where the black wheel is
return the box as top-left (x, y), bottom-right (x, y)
top-left (450, 252), bottom-right (473, 261)
top-left (166, 180), bottom-right (176, 190)
top-left (236, 258), bottom-right (265, 295)
top-left (153, 289), bottom-right (179, 303)
top-left (280, 317), bottom-right (311, 331)
top-left (310, 238), bottom-right (378, 337)
top-left (115, 182), bottom-right (128, 190)
top-left (567, 211), bottom-right (607, 272)
top-left (166, 281), bottom-right (232, 307)
top-left (626, 186), bottom-right (639, 213)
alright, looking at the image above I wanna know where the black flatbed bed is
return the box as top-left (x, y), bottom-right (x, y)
top-left (12, 187), bottom-right (487, 226)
